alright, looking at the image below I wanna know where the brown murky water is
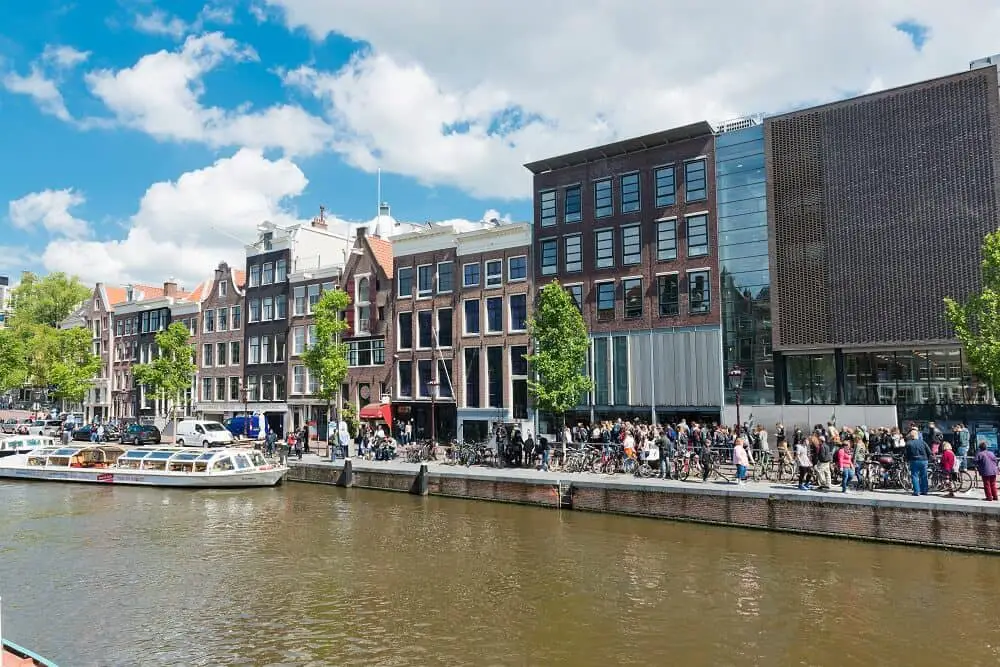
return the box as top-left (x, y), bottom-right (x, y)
top-left (1, 480), bottom-right (999, 666)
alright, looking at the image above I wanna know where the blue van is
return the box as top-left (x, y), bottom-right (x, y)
top-left (224, 414), bottom-right (268, 439)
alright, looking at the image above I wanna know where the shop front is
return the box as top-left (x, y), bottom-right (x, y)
top-left (391, 402), bottom-right (456, 442)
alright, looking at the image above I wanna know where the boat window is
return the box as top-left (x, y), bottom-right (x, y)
top-left (249, 452), bottom-right (267, 467)
top-left (147, 451), bottom-right (174, 460)
top-left (211, 457), bottom-right (235, 472)
top-left (143, 459), bottom-right (168, 471)
top-left (172, 452), bottom-right (200, 461)
top-left (52, 448), bottom-right (79, 456)
top-left (234, 455), bottom-right (251, 470)
top-left (123, 450), bottom-right (151, 459)
top-left (197, 452), bottom-right (217, 461)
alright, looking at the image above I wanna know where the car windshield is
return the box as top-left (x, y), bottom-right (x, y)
top-left (204, 424), bottom-right (226, 431)
top-left (127, 424), bottom-right (142, 433)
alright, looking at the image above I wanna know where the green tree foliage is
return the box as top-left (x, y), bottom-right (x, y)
top-left (301, 289), bottom-right (352, 432)
top-left (527, 281), bottom-right (592, 427)
top-left (946, 230), bottom-right (1000, 391)
top-left (132, 322), bottom-right (196, 439)
top-left (10, 272), bottom-right (91, 327)
top-left (45, 327), bottom-right (101, 403)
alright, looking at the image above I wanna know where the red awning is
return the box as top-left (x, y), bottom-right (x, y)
top-left (358, 403), bottom-right (392, 427)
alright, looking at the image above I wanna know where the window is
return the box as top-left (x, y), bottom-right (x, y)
top-left (398, 312), bottom-right (413, 350)
top-left (249, 298), bottom-right (261, 323)
top-left (620, 173), bottom-right (640, 213)
top-left (230, 341), bottom-right (240, 365)
top-left (437, 308), bottom-right (453, 347)
top-left (322, 281), bottom-right (336, 293)
top-left (216, 307), bottom-right (228, 332)
top-left (292, 327), bottom-right (305, 355)
top-left (217, 342), bottom-right (227, 366)
top-left (275, 294), bottom-right (287, 319)
top-left (260, 375), bottom-right (274, 401)
top-left (247, 375), bottom-right (259, 402)
top-left (508, 256), bottom-right (527, 281)
top-left (656, 219), bottom-right (677, 261)
top-left (595, 229), bottom-right (614, 269)
top-left (509, 294), bottom-right (527, 331)
top-left (539, 189), bottom-right (556, 226)
top-left (655, 166), bottom-right (676, 207)
top-left (292, 366), bottom-right (305, 394)
top-left (486, 296), bottom-right (503, 333)
top-left (249, 265), bottom-right (260, 287)
top-left (417, 264), bottom-right (433, 297)
top-left (231, 305), bottom-right (241, 329)
top-left (263, 296), bottom-right (274, 321)
top-left (463, 263), bottom-right (480, 288)
top-left (398, 361), bottom-right (413, 398)
top-left (564, 235), bottom-right (582, 272)
top-left (566, 284), bottom-right (583, 312)
top-left (464, 348), bottom-right (480, 408)
top-left (348, 339), bottom-right (386, 367)
top-left (261, 336), bottom-right (271, 364)
top-left (150, 310), bottom-right (160, 332)
top-left (594, 179), bottom-right (612, 217)
top-left (307, 284), bottom-right (320, 312)
top-left (596, 282), bottom-right (615, 321)
top-left (307, 370), bottom-right (318, 395)
top-left (437, 262), bottom-right (453, 293)
top-left (202, 343), bottom-right (213, 367)
top-left (540, 240), bottom-right (557, 276)
top-left (397, 266), bottom-right (413, 298)
top-left (511, 345), bottom-right (528, 376)
top-left (487, 346), bottom-right (503, 407)
top-left (417, 311), bottom-right (433, 348)
top-left (249, 337), bottom-right (260, 364)
top-left (202, 377), bottom-right (213, 402)
top-left (623, 278), bottom-right (643, 319)
top-left (275, 334), bottom-right (285, 362)
top-left (438, 359), bottom-right (453, 398)
top-left (204, 309), bottom-right (215, 333)
top-left (485, 260), bottom-right (503, 287)
top-left (685, 158), bottom-right (707, 202)
top-left (275, 259), bottom-right (287, 282)
top-left (293, 286), bottom-right (305, 315)
top-left (141, 312), bottom-right (149, 333)
top-left (307, 325), bottom-right (317, 350)
top-left (262, 262), bottom-right (274, 285)
top-left (687, 214), bottom-right (709, 257)
top-left (622, 224), bottom-right (641, 265)
top-left (658, 274), bottom-right (679, 317)
top-left (356, 276), bottom-right (371, 335)
top-left (418, 359), bottom-right (433, 397)
top-left (230, 377), bottom-right (240, 402)
top-left (564, 185), bottom-right (581, 223)
top-left (218, 281), bottom-right (227, 297)
top-left (464, 299), bottom-right (480, 334)
top-left (216, 378), bottom-right (226, 404)
top-left (688, 270), bottom-right (710, 314)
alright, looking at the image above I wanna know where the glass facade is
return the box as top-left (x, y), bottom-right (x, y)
top-left (716, 125), bottom-right (773, 405)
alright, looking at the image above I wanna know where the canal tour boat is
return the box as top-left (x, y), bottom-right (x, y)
top-left (0, 444), bottom-right (288, 488)
top-left (2, 638), bottom-right (59, 666)
top-left (0, 435), bottom-right (54, 458)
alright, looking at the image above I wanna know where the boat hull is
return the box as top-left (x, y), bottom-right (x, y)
top-left (0, 465), bottom-right (287, 488)
top-left (2, 638), bottom-right (59, 666)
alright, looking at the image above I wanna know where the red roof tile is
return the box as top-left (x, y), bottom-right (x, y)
top-left (366, 236), bottom-right (394, 278)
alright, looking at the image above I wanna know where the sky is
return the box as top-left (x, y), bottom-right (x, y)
top-left (1, 0), bottom-right (998, 290)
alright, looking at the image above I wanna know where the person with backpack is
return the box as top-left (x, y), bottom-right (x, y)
top-left (814, 435), bottom-right (833, 491)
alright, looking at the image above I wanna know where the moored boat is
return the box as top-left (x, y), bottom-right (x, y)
top-left (2, 639), bottom-right (59, 666)
top-left (0, 444), bottom-right (287, 488)
top-left (0, 436), bottom-right (54, 458)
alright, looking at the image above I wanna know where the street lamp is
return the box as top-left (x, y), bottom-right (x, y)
top-left (728, 366), bottom-right (745, 433)
top-left (428, 379), bottom-right (439, 446)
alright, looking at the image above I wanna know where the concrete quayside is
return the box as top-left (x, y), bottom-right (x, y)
top-left (288, 457), bottom-right (1000, 553)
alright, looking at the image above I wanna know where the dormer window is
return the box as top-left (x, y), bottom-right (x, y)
top-left (262, 231), bottom-right (273, 251)
top-left (356, 276), bottom-right (372, 335)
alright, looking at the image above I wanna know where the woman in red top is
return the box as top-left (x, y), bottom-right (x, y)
top-left (940, 442), bottom-right (957, 497)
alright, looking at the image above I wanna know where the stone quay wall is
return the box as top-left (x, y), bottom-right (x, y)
top-left (287, 460), bottom-right (1000, 553)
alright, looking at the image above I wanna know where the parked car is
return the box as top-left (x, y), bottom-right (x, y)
top-left (29, 419), bottom-right (64, 437)
top-left (1, 418), bottom-right (17, 434)
top-left (120, 423), bottom-right (161, 446)
top-left (224, 414), bottom-right (268, 440)
top-left (175, 420), bottom-right (235, 448)
top-left (71, 424), bottom-right (120, 442)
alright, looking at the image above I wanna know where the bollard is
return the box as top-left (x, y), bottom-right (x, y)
top-left (411, 463), bottom-right (429, 496)
top-left (337, 458), bottom-right (354, 487)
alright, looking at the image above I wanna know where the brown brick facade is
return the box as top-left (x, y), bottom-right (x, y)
top-left (195, 262), bottom-right (245, 417)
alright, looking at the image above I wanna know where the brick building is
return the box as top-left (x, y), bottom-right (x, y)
top-left (524, 123), bottom-right (723, 426)
top-left (194, 262), bottom-right (246, 422)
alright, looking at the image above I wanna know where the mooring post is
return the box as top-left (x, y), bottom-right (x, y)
top-left (411, 463), bottom-right (429, 495)
top-left (338, 458), bottom-right (354, 487)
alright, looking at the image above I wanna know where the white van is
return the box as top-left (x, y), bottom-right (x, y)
top-left (175, 420), bottom-right (235, 448)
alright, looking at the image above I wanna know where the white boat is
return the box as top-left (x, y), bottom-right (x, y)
top-left (0, 435), bottom-right (54, 458)
top-left (0, 444), bottom-right (288, 488)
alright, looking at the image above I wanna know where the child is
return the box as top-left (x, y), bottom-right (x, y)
top-left (940, 442), bottom-right (956, 498)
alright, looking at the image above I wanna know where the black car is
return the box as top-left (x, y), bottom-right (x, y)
top-left (71, 424), bottom-right (120, 442)
top-left (121, 424), bottom-right (161, 446)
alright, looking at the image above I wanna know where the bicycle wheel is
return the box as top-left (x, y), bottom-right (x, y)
top-left (899, 468), bottom-right (913, 491)
top-left (958, 470), bottom-right (974, 493)
top-left (679, 460), bottom-right (690, 481)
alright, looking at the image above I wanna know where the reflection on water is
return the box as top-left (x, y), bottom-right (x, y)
top-left (2, 481), bottom-right (1000, 666)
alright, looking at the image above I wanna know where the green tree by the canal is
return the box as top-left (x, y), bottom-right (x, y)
top-left (131, 322), bottom-right (196, 440)
top-left (0, 272), bottom-right (98, 403)
top-left (302, 288), bottom-right (352, 438)
top-left (527, 281), bottom-right (592, 429)
top-left (946, 230), bottom-right (1000, 392)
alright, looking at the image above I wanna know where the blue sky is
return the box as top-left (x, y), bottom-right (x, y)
top-left (0, 0), bottom-right (990, 287)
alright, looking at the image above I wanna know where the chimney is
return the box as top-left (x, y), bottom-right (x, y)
top-left (311, 205), bottom-right (328, 229)
top-left (214, 266), bottom-right (224, 282)
top-left (357, 226), bottom-right (367, 239)
top-left (163, 280), bottom-right (178, 298)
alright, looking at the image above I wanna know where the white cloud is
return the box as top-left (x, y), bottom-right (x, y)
top-left (2, 44), bottom-right (90, 123)
top-left (199, 4), bottom-right (235, 25)
top-left (266, 0), bottom-right (1000, 198)
top-left (134, 10), bottom-right (190, 39)
top-left (41, 45), bottom-right (90, 69)
top-left (40, 149), bottom-right (312, 287)
top-left (9, 189), bottom-right (90, 239)
top-left (85, 32), bottom-right (333, 156)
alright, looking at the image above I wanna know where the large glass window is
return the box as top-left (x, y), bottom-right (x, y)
top-left (463, 263), bottom-right (480, 287)
top-left (417, 265), bottom-right (433, 297)
top-left (564, 185), bottom-right (581, 223)
top-left (486, 260), bottom-right (503, 287)
top-left (620, 173), bottom-right (640, 213)
top-left (398, 311), bottom-right (413, 350)
top-left (622, 224), bottom-right (641, 265)
top-left (438, 360), bottom-right (453, 398)
top-left (464, 299), bottom-right (480, 334)
top-left (249, 264), bottom-right (260, 287)
top-left (656, 219), bottom-right (677, 261)
top-left (487, 347), bottom-right (503, 408)
top-left (397, 267), bottom-right (413, 298)
top-left (688, 270), bottom-right (710, 314)
top-left (437, 262), bottom-right (453, 293)
top-left (687, 214), bottom-right (709, 257)
top-left (566, 284), bottom-right (583, 312)
top-left (486, 297), bottom-right (503, 333)
top-left (564, 235), bottom-right (582, 272)
top-left (623, 278), bottom-right (642, 319)
top-left (540, 239), bottom-right (558, 275)
top-left (657, 274), bottom-right (679, 317)
top-left (685, 158), bottom-right (707, 201)
top-left (594, 338), bottom-right (609, 405)
top-left (437, 308), bottom-right (453, 347)
top-left (596, 282), bottom-right (615, 321)
top-left (398, 361), bottom-right (413, 397)
top-left (307, 284), bottom-right (320, 312)
top-left (539, 190), bottom-right (556, 226)
top-left (348, 339), bottom-right (385, 367)
top-left (262, 262), bottom-right (274, 285)
top-left (464, 348), bottom-right (480, 408)
top-left (417, 311), bottom-right (433, 348)
top-left (595, 229), bottom-right (614, 269)
top-left (418, 360), bottom-right (433, 397)
top-left (613, 336), bottom-right (629, 405)
top-left (510, 294), bottom-right (527, 331)
top-left (511, 346), bottom-right (528, 376)
top-left (594, 179), bottom-right (612, 218)
top-left (508, 256), bottom-right (527, 281)
top-left (655, 165), bottom-right (676, 207)
top-left (784, 354), bottom-right (836, 405)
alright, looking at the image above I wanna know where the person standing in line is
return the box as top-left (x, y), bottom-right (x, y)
top-left (732, 437), bottom-right (749, 486)
top-left (836, 440), bottom-right (854, 492)
top-left (939, 442), bottom-right (957, 498)
top-left (956, 424), bottom-right (971, 473)
top-left (814, 435), bottom-right (833, 491)
top-left (538, 436), bottom-right (550, 472)
top-left (975, 441), bottom-right (998, 502)
top-left (904, 428), bottom-right (932, 496)
top-left (794, 434), bottom-right (813, 490)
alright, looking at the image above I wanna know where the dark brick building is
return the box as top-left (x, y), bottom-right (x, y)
top-left (525, 123), bottom-right (724, 425)
top-left (194, 262), bottom-right (245, 422)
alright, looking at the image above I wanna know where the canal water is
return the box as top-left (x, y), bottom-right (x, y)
top-left (1, 481), bottom-right (999, 666)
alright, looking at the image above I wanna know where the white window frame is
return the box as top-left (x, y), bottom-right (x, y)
top-left (508, 294), bottom-right (527, 333)
top-left (485, 296), bottom-right (503, 334)
top-left (462, 262), bottom-right (480, 288)
top-left (507, 255), bottom-right (527, 282)
top-left (436, 261), bottom-right (453, 294)
top-left (397, 266), bottom-right (413, 299)
top-left (620, 170), bottom-right (640, 214)
top-left (685, 211), bottom-right (710, 258)
top-left (564, 234), bottom-right (582, 273)
top-left (539, 189), bottom-right (556, 227)
top-left (485, 259), bottom-right (503, 288)
top-left (354, 273), bottom-right (372, 336)
top-left (218, 281), bottom-right (227, 297)
top-left (622, 223), bottom-right (641, 266)
top-left (436, 308), bottom-right (453, 348)
top-left (416, 310), bottom-right (433, 350)
top-left (230, 340), bottom-right (240, 366)
top-left (463, 298), bottom-right (480, 336)
top-left (397, 311), bottom-right (413, 350)
top-left (416, 264), bottom-right (433, 298)
top-left (540, 238), bottom-right (558, 276)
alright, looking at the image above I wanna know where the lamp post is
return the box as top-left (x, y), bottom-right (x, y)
top-left (428, 380), bottom-right (439, 446)
top-left (728, 366), bottom-right (745, 434)
top-left (239, 380), bottom-right (249, 440)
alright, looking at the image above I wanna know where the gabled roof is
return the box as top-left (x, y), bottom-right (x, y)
top-left (104, 286), bottom-right (127, 307)
top-left (108, 283), bottom-right (164, 307)
top-left (366, 235), bottom-right (394, 278)
top-left (185, 280), bottom-right (209, 302)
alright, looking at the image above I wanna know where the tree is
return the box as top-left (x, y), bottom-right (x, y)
top-left (527, 281), bottom-right (592, 430)
top-left (946, 230), bottom-right (1000, 393)
top-left (301, 289), bottom-right (352, 442)
top-left (132, 322), bottom-right (196, 441)
top-left (45, 328), bottom-right (101, 405)
top-left (10, 272), bottom-right (91, 327)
